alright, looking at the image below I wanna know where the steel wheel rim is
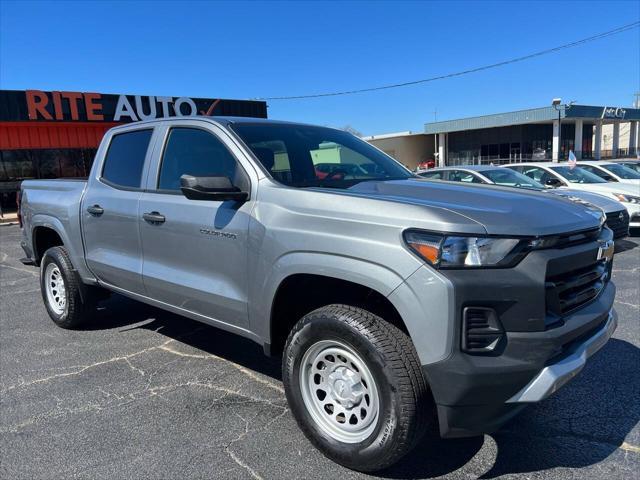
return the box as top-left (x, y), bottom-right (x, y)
top-left (300, 340), bottom-right (380, 444)
top-left (44, 263), bottom-right (66, 315)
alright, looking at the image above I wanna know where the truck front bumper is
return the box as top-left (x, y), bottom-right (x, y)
top-left (506, 309), bottom-right (616, 403)
top-left (624, 202), bottom-right (640, 228)
top-left (420, 232), bottom-right (617, 438)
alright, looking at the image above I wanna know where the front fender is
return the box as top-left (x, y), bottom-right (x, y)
top-left (250, 251), bottom-right (416, 342)
top-left (253, 252), bottom-right (455, 367)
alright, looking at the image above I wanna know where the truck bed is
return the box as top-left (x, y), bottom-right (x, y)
top-left (20, 178), bottom-right (88, 271)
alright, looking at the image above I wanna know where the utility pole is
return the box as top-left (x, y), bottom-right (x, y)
top-left (552, 98), bottom-right (575, 161)
top-left (634, 92), bottom-right (640, 108)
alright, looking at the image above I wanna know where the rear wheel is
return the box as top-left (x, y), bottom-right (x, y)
top-left (283, 304), bottom-right (435, 472)
top-left (40, 246), bottom-right (99, 329)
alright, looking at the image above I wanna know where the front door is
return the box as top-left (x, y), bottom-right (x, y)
top-left (81, 128), bottom-right (154, 294)
top-left (138, 125), bottom-right (252, 328)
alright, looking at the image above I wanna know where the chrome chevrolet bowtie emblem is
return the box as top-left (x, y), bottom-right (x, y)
top-left (597, 240), bottom-right (614, 262)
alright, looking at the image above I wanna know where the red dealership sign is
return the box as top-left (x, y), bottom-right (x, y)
top-left (0, 90), bottom-right (268, 123)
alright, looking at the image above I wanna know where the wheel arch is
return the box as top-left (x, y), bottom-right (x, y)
top-left (32, 220), bottom-right (67, 264)
top-left (267, 272), bottom-right (410, 357)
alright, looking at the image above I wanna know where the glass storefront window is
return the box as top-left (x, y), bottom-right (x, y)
top-left (0, 148), bottom-right (96, 212)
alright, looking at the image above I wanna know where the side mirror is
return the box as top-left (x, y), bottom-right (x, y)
top-left (545, 177), bottom-right (563, 188)
top-left (180, 175), bottom-right (248, 202)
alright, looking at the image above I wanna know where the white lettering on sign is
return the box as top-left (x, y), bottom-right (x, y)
top-left (114, 96), bottom-right (139, 121)
top-left (174, 97), bottom-right (197, 116)
top-left (156, 96), bottom-right (173, 117)
top-left (114, 95), bottom-right (200, 121)
top-left (134, 96), bottom-right (157, 120)
top-left (602, 107), bottom-right (626, 119)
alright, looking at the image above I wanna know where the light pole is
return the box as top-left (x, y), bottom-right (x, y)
top-left (551, 98), bottom-right (574, 161)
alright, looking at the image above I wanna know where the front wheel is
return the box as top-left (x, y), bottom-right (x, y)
top-left (282, 304), bottom-right (435, 472)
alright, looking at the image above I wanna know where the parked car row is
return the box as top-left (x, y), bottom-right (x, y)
top-left (419, 160), bottom-right (640, 235)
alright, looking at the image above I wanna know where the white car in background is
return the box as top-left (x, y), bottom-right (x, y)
top-left (612, 160), bottom-right (640, 174)
top-left (576, 160), bottom-right (640, 186)
top-left (505, 162), bottom-right (640, 228)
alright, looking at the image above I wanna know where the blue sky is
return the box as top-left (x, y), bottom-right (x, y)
top-left (1, 0), bottom-right (638, 135)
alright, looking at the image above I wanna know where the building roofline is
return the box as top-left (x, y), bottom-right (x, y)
top-left (361, 131), bottom-right (427, 141)
top-left (424, 104), bottom-right (640, 134)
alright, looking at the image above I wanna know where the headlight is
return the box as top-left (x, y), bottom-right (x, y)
top-left (613, 193), bottom-right (640, 204)
top-left (404, 231), bottom-right (529, 268)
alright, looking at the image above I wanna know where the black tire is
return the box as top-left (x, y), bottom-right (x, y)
top-left (40, 246), bottom-right (97, 329)
top-left (282, 304), bottom-right (435, 472)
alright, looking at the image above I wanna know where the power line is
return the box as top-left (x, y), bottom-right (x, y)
top-left (260, 21), bottom-right (640, 101)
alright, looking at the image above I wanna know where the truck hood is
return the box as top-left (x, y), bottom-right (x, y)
top-left (347, 179), bottom-right (603, 236)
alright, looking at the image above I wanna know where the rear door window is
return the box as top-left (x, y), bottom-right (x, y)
top-left (102, 129), bottom-right (153, 188)
top-left (419, 171), bottom-right (444, 180)
top-left (519, 166), bottom-right (546, 182)
top-left (449, 170), bottom-right (482, 183)
top-left (602, 163), bottom-right (640, 179)
top-left (579, 165), bottom-right (616, 181)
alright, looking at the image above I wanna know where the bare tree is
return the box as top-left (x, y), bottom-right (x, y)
top-left (341, 125), bottom-right (363, 137)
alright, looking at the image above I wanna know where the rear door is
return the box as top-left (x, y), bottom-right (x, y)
top-left (138, 121), bottom-right (255, 328)
top-left (81, 127), bottom-right (156, 294)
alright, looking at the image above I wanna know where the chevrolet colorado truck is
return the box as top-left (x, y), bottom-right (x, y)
top-left (20, 117), bottom-right (617, 472)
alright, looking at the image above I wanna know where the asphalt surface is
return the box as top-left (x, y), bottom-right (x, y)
top-left (1, 223), bottom-right (638, 479)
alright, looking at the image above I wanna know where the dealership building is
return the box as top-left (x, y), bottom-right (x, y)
top-left (0, 90), bottom-right (267, 213)
top-left (366, 104), bottom-right (640, 169)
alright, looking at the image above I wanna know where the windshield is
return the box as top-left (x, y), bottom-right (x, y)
top-left (481, 168), bottom-right (544, 189)
top-left (601, 163), bottom-right (640, 180)
top-left (549, 166), bottom-right (607, 184)
top-left (620, 162), bottom-right (640, 174)
top-left (231, 123), bottom-right (412, 188)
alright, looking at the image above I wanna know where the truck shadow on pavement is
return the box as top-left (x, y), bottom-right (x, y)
top-left (91, 294), bottom-right (639, 479)
top-left (90, 294), bottom-right (283, 380)
top-left (477, 337), bottom-right (640, 479)
top-left (614, 237), bottom-right (638, 254)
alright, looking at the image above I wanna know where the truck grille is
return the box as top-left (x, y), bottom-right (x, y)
top-left (605, 210), bottom-right (629, 239)
top-left (545, 260), bottom-right (610, 316)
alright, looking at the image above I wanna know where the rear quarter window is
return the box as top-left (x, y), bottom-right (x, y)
top-left (101, 129), bottom-right (153, 188)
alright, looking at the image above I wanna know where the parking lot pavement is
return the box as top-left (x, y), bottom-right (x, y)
top-left (0, 224), bottom-right (638, 480)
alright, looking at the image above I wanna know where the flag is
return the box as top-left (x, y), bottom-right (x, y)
top-left (568, 150), bottom-right (577, 169)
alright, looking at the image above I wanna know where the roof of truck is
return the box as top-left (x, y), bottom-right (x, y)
top-left (109, 116), bottom-right (341, 135)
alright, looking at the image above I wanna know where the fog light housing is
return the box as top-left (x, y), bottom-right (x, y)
top-left (462, 307), bottom-right (504, 354)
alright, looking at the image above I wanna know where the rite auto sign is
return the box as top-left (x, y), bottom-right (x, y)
top-left (0, 90), bottom-right (267, 122)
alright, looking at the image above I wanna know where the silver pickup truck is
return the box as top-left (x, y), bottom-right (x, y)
top-left (20, 117), bottom-right (617, 472)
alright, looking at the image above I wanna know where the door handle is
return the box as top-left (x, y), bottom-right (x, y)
top-left (86, 205), bottom-right (104, 216)
top-left (143, 211), bottom-right (165, 224)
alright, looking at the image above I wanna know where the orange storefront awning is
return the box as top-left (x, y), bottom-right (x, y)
top-left (0, 121), bottom-right (120, 150)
